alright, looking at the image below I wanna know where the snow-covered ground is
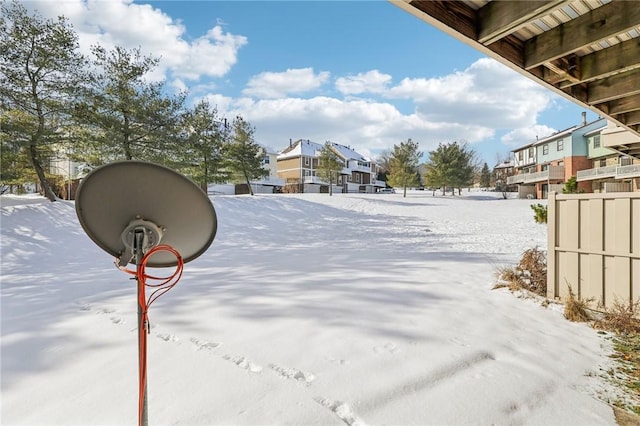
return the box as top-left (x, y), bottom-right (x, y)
top-left (0, 191), bottom-right (620, 425)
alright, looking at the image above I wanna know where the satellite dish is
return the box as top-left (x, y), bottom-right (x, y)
top-left (75, 160), bottom-right (217, 267)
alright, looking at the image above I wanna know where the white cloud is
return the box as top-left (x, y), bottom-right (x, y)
top-left (242, 68), bottom-right (330, 99)
top-left (386, 58), bottom-right (552, 130)
top-left (501, 125), bottom-right (558, 147)
top-left (216, 57), bottom-right (554, 157)
top-left (25, 0), bottom-right (245, 82)
top-left (172, 26), bottom-right (247, 81)
top-left (216, 96), bottom-right (496, 158)
top-left (335, 70), bottom-right (392, 95)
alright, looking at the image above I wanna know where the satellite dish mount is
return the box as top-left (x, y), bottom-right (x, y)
top-left (76, 161), bottom-right (217, 426)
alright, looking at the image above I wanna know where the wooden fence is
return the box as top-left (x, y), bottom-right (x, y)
top-left (547, 192), bottom-right (640, 309)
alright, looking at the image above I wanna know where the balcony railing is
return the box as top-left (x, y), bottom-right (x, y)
top-left (616, 164), bottom-right (640, 179)
top-left (347, 162), bottom-right (372, 173)
top-left (576, 164), bottom-right (640, 181)
top-left (507, 166), bottom-right (565, 185)
top-left (576, 165), bottom-right (618, 181)
top-left (506, 174), bottom-right (526, 185)
top-left (303, 176), bottom-right (327, 184)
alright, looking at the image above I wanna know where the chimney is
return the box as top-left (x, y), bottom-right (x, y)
top-left (581, 111), bottom-right (587, 126)
top-left (289, 138), bottom-right (292, 147)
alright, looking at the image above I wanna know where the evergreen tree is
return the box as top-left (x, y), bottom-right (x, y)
top-left (0, 0), bottom-right (89, 201)
top-left (480, 162), bottom-right (491, 188)
top-left (425, 142), bottom-right (478, 196)
top-left (76, 45), bottom-right (185, 165)
top-left (227, 116), bottom-right (267, 196)
top-left (422, 162), bottom-right (444, 196)
top-left (387, 139), bottom-right (422, 198)
top-left (178, 100), bottom-right (230, 191)
top-left (316, 142), bottom-right (344, 196)
top-left (562, 176), bottom-right (583, 194)
top-left (0, 117), bottom-right (36, 194)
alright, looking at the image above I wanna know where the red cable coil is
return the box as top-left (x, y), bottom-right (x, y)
top-left (118, 244), bottom-right (184, 426)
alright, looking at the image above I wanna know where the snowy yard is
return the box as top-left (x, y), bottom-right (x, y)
top-left (1, 191), bottom-right (620, 425)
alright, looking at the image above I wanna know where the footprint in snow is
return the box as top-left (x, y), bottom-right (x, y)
top-left (314, 397), bottom-right (366, 426)
top-left (223, 355), bottom-right (263, 373)
top-left (269, 363), bottom-right (315, 384)
top-left (157, 332), bottom-right (178, 342)
top-left (110, 316), bottom-right (125, 325)
top-left (190, 337), bottom-right (222, 351)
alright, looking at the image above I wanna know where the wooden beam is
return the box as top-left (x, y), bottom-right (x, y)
top-left (622, 110), bottom-right (640, 126)
top-left (559, 37), bottom-right (640, 88)
top-left (477, 0), bottom-right (570, 45)
top-left (588, 68), bottom-right (640, 104)
top-left (485, 34), bottom-right (525, 68)
top-left (408, 1), bottom-right (477, 40)
top-left (524, 1), bottom-right (640, 69)
top-left (607, 96), bottom-right (640, 115)
top-left (544, 60), bottom-right (581, 86)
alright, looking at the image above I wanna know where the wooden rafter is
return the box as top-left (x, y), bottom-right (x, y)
top-left (561, 37), bottom-right (640, 88)
top-left (523, 1), bottom-right (640, 69)
top-left (477, 0), bottom-right (571, 45)
top-left (588, 68), bottom-right (640, 104)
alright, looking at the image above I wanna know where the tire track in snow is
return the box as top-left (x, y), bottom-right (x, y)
top-left (359, 350), bottom-right (496, 412)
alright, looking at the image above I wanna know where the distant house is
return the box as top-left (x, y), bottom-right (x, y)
top-left (508, 116), bottom-right (640, 198)
top-left (508, 117), bottom-right (605, 198)
top-left (276, 139), bottom-right (385, 193)
top-left (48, 144), bottom-right (85, 199)
top-left (493, 160), bottom-right (516, 193)
top-left (247, 144), bottom-right (285, 193)
top-left (576, 121), bottom-right (640, 193)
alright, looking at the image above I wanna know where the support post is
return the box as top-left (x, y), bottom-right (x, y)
top-left (547, 191), bottom-right (557, 300)
top-left (134, 230), bottom-right (148, 426)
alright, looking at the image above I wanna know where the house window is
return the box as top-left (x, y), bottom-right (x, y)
top-left (557, 139), bottom-right (564, 151)
top-left (593, 135), bottom-right (601, 148)
top-left (599, 159), bottom-right (607, 167)
top-left (621, 156), bottom-right (633, 166)
top-left (528, 147), bottom-right (534, 157)
top-left (263, 155), bottom-right (270, 164)
top-left (541, 164), bottom-right (549, 171)
top-left (518, 151), bottom-right (523, 161)
top-left (558, 161), bottom-right (564, 167)
top-left (304, 157), bottom-right (310, 166)
top-left (543, 144), bottom-right (549, 155)
top-left (348, 175), bottom-right (352, 182)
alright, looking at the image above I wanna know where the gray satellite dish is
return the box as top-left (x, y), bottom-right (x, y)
top-left (75, 160), bottom-right (217, 267)
top-left (76, 160), bottom-right (217, 426)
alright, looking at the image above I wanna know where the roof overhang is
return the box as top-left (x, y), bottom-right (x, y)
top-left (390, 0), bottom-right (640, 139)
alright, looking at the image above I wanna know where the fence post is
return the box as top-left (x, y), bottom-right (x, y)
top-left (547, 191), bottom-right (557, 299)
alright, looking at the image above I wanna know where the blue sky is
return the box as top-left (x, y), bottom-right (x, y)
top-left (28, 0), bottom-right (600, 165)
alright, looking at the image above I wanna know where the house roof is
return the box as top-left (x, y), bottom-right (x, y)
top-left (278, 139), bottom-right (324, 160)
top-left (277, 139), bottom-right (370, 162)
top-left (511, 126), bottom-right (576, 152)
top-left (531, 126), bottom-right (577, 147)
top-left (258, 143), bottom-right (278, 155)
top-left (329, 143), bottom-right (369, 162)
top-left (494, 160), bottom-right (514, 169)
top-left (391, 0), bottom-right (640, 137)
top-left (583, 125), bottom-right (608, 138)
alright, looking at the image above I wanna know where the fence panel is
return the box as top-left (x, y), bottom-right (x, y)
top-left (547, 192), bottom-right (640, 309)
